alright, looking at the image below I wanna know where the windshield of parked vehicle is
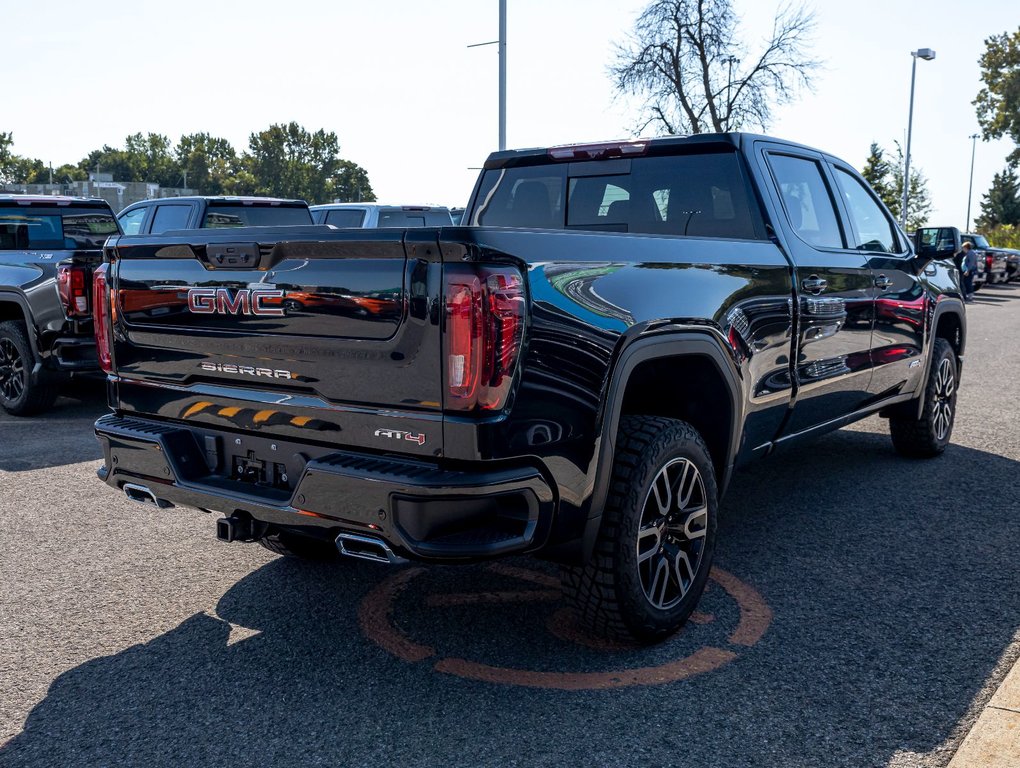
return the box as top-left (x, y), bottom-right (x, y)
top-left (0, 208), bottom-right (119, 250)
top-left (203, 204), bottom-right (313, 228)
top-left (470, 149), bottom-right (766, 240)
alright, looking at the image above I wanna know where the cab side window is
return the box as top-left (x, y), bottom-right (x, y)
top-left (832, 167), bottom-right (900, 253)
top-left (118, 207), bottom-right (147, 236)
top-left (150, 205), bottom-right (191, 235)
top-left (766, 154), bottom-right (845, 249)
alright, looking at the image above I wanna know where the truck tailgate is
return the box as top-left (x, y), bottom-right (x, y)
top-left (107, 228), bottom-right (443, 457)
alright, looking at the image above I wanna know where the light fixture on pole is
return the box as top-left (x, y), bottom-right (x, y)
top-left (901, 47), bottom-right (936, 229)
top-left (966, 133), bottom-right (979, 231)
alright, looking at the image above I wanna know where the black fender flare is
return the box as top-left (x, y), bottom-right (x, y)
top-left (580, 332), bottom-right (745, 561)
top-left (915, 298), bottom-right (966, 418)
top-left (0, 290), bottom-right (44, 379)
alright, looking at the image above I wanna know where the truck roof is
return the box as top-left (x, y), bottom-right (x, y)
top-left (0, 195), bottom-right (113, 208)
top-left (134, 196), bottom-right (308, 206)
top-left (481, 132), bottom-right (837, 170)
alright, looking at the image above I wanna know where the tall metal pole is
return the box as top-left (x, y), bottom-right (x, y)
top-left (966, 133), bottom-right (979, 231)
top-left (901, 54), bottom-right (918, 230)
top-left (498, 0), bottom-right (506, 150)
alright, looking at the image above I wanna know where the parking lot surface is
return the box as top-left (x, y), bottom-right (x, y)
top-left (1, 283), bottom-right (1019, 767)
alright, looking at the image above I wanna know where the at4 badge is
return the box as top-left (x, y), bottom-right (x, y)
top-left (374, 428), bottom-right (426, 446)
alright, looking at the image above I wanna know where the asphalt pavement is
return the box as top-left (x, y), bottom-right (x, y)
top-left (1, 283), bottom-right (1019, 767)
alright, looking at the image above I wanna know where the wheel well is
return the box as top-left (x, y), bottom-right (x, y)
top-left (0, 300), bottom-right (27, 324)
top-left (618, 354), bottom-right (733, 486)
top-left (934, 310), bottom-right (963, 360)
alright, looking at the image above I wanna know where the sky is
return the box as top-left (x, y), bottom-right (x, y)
top-left (3, 0), bottom-right (1017, 227)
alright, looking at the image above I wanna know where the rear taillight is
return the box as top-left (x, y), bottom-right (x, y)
top-left (444, 265), bottom-right (525, 411)
top-left (987, 255), bottom-right (994, 268)
top-left (56, 264), bottom-right (90, 317)
top-left (92, 263), bottom-right (113, 374)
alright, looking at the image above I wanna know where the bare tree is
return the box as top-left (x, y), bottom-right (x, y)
top-left (612, 0), bottom-right (818, 135)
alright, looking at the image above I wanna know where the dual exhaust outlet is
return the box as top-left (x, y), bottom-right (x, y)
top-left (123, 484), bottom-right (405, 565)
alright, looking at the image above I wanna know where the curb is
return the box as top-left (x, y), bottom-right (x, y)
top-left (948, 654), bottom-right (1020, 766)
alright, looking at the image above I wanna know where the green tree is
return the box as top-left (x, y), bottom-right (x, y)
top-left (861, 142), bottom-right (897, 212)
top-left (975, 165), bottom-right (1020, 230)
top-left (330, 159), bottom-right (375, 202)
top-left (861, 141), bottom-right (932, 229)
top-left (77, 133), bottom-right (179, 185)
top-left (176, 133), bottom-right (238, 194)
top-left (246, 122), bottom-right (351, 203)
top-left (974, 27), bottom-right (1020, 164)
top-left (612, 0), bottom-right (818, 134)
top-left (0, 132), bottom-right (16, 183)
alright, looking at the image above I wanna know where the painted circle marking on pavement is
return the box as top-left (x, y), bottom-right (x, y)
top-left (358, 564), bottom-right (772, 691)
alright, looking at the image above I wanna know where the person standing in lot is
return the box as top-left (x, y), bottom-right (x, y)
top-left (958, 241), bottom-right (976, 302)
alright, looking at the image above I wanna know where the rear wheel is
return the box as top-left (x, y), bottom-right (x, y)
top-left (561, 415), bottom-right (718, 643)
top-left (889, 338), bottom-right (957, 457)
top-left (259, 530), bottom-right (340, 561)
top-left (0, 321), bottom-right (59, 416)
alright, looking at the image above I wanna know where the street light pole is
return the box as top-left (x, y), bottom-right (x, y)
top-left (723, 55), bottom-right (739, 129)
top-left (468, 0), bottom-right (508, 151)
top-left (498, 0), bottom-right (506, 150)
top-left (966, 133), bottom-right (979, 231)
top-left (901, 48), bottom-right (936, 230)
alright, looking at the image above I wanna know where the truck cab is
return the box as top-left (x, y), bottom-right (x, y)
top-left (117, 196), bottom-right (313, 235)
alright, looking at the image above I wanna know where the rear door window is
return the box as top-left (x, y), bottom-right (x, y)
top-left (765, 154), bottom-right (845, 249)
top-left (150, 205), bottom-right (192, 234)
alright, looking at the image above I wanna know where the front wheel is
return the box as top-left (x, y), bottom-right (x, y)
top-left (889, 338), bottom-right (958, 457)
top-left (561, 415), bottom-right (718, 643)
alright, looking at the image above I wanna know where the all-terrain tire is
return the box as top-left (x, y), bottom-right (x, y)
top-left (889, 337), bottom-right (958, 458)
top-left (259, 530), bottom-right (340, 561)
top-left (561, 415), bottom-right (719, 643)
top-left (0, 321), bottom-right (60, 416)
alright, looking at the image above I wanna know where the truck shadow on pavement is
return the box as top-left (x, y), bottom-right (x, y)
top-left (2, 428), bottom-right (1019, 767)
top-left (0, 377), bottom-right (107, 472)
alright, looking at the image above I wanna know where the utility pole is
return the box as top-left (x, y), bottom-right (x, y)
top-left (723, 55), bottom-right (739, 130)
top-left (966, 133), bottom-right (979, 231)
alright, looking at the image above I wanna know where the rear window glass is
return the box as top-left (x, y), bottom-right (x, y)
top-left (377, 209), bottom-right (453, 227)
top-left (151, 205), bottom-right (192, 234)
top-left (0, 208), bottom-right (118, 250)
top-left (470, 151), bottom-right (765, 239)
top-left (203, 205), bottom-right (313, 228)
top-left (324, 209), bottom-right (367, 227)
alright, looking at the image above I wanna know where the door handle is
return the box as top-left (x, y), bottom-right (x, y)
top-left (802, 276), bottom-right (827, 294)
top-left (874, 275), bottom-right (893, 290)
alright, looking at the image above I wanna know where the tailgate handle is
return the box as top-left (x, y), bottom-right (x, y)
top-left (203, 243), bottom-right (262, 270)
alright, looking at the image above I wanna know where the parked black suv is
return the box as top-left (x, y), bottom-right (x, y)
top-left (0, 195), bottom-right (119, 414)
top-left (94, 134), bottom-right (966, 642)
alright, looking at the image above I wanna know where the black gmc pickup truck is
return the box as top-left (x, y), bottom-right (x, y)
top-left (1, 195), bottom-right (119, 415)
top-left (93, 134), bottom-right (966, 642)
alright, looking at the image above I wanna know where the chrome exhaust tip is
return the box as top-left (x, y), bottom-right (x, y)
top-left (123, 483), bottom-right (173, 509)
top-left (336, 533), bottom-right (408, 565)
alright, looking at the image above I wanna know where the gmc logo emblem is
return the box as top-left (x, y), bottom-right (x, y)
top-left (187, 288), bottom-right (285, 316)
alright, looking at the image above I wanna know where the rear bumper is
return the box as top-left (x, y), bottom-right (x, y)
top-left (49, 336), bottom-right (98, 371)
top-left (94, 413), bottom-right (555, 562)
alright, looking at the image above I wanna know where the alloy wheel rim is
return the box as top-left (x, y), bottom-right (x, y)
top-left (636, 457), bottom-right (708, 611)
top-left (0, 338), bottom-right (25, 401)
top-left (932, 357), bottom-right (955, 441)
